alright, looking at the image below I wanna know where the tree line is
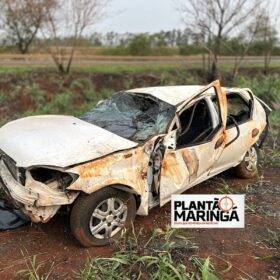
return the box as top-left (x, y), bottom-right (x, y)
top-left (0, 0), bottom-right (279, 77)
top-left (1, 0), bottom-right (108, 73)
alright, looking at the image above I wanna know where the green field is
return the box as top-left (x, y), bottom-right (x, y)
top-left (0, 62), bottom-right (280, 74)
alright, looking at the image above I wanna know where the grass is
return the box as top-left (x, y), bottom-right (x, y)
top-left (216, 179), bottom-right (235, 194)
top-left (262, 229), bottom-right (280, 259)
top-left (216, 178), bottom-right (277, 217)
top-left (1, 61), bottom-right (280, 75)
top-left (0, 66), bottom-right (46, 75)
top-left (0, 64), bottom-right (193, 75)
top-left (78, 226), bottom-right (219, 280)
top-left (260, 140), bottom-right (280, 168)
top-left (0, 73), bottom-right (113, 127)
top-left (254, 228), bottom-right (280, 278)
top-left (15, 227), bottom-right (221, 280)
top-left (17, 250), bottom-right (54, 280)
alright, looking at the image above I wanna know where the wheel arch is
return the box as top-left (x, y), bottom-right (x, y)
top-left (108, 184), bottom-right (142, 211)
top-left (74, 184), bottom-right (142, 211)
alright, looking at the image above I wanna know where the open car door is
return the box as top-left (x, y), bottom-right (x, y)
top-left (159, 80), bottom-right (228, 206)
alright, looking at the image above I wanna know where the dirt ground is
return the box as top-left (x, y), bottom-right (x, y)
top-left (0, 167), bottom-right (279, 280)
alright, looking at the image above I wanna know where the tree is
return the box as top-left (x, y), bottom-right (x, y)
top-left (228, 18), bottom-right (264, 84)
top-left (3, 0), bottom-right (55, 54)
top-left (128, 34), bottom-right (151, 56)
top-left (178, 0), bottom-right (263, 77)
top-left (222, 8), bottom-right (278, 83)
top-left (42, 0), bottom-right (108, 73)
top-left (89, 32), bottom-right (103, 47)
top-left (254, 13), bottom-right (278, 75)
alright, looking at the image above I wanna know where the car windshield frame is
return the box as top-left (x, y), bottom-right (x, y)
top-left (81, 92), bottom-right (176, 143)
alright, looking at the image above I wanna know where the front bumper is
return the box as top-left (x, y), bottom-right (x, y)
top-left (0, 160), bottom-right (78, 222)
top-left (0, 160), bottom-right (38, 205)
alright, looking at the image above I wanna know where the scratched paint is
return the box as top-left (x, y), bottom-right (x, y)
top-left (67, 146), bottom-right (150, 196)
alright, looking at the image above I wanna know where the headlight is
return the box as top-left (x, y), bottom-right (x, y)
top-left (29, 168), bottom-right (78, 191)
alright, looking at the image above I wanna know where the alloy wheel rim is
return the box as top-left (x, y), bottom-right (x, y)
top-left (89, 197), bottom-right (128, 240)
top-left (244, 147), bottom-right (258, 172)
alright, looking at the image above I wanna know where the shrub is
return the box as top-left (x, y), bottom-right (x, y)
top-left (128, 35), bottom-right (151, 56)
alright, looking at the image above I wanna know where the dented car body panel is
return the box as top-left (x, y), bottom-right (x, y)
top-left (0, 80), bottom-right (270, 222)
top-left (0, 115), bottom-right (138, 168)
top-left (67, 145), bottom-right (150, 197)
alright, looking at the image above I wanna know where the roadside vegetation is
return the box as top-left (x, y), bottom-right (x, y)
top-left (18, 226), bottom-right (222, 280)
top-left (78, 226), bottom-right (221, 280)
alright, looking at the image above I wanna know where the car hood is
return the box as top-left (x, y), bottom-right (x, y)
top-left (0, 115), bottom-right (138, 168)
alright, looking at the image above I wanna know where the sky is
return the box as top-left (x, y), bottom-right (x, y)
top-left (95, 0), bottom-right (184, 33)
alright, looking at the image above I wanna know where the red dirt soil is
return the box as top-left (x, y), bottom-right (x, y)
top-left (0, 168), bottom-right (279, 279)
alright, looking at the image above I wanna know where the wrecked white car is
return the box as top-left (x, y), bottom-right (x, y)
top-left (0, 80), bottom-right (271, 246)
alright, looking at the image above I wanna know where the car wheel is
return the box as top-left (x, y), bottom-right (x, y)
top-left (234, 145), bottom-right (259, 179)
top-left (70, 187), bottom-right (136, 247)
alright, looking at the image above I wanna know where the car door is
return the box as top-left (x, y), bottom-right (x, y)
top-left (159, 80), bottom-right (228, 206)
top-left (209, 90), bottom-right (257, 175)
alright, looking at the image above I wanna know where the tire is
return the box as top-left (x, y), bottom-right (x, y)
top-left (70, 187), bottom-right (136, 247)
top-left (234, 145), bottom-right (259, 179)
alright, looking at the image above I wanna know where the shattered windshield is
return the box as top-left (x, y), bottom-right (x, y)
top-left (81, 92), bottom-right (175, 142)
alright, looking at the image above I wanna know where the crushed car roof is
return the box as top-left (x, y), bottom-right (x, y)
top-left (126, 85), bottom-right (226, 106)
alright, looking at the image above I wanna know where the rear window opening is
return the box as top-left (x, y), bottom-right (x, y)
top-left (212, 92), bottom-right (252, 128)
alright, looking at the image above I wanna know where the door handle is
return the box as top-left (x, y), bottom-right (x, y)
top-left (215, 136), bottom-right (224, 149)
top-left (252, 128), bottom-right (259, 138)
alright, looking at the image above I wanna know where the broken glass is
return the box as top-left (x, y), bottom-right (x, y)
top-left (81, 92), bottom-right (175, 142)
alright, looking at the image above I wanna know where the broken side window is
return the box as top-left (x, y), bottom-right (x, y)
top-left (177, 99), bottom-right (214, 147)
top-left (212, 93), bottom-right (251, 128)
top-left (81, 92), bottom-right (175, 143)
top-left (226, 93), bottom-right (251, 126)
